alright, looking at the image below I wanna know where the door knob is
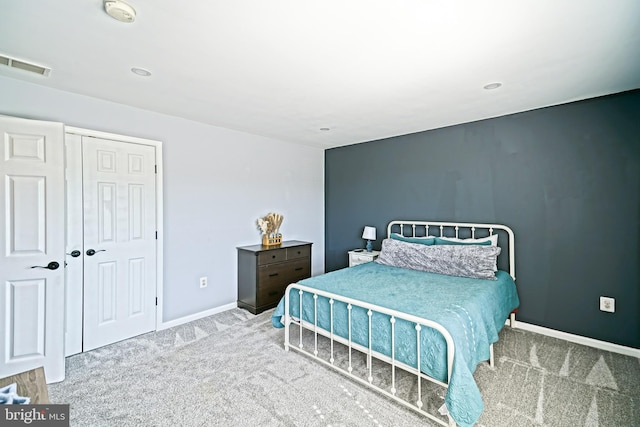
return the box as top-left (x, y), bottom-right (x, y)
top-left (30, 261), bottom-right (60, 270)
top-left (67, 250), bottom-right (81, 258)
top-left (86, 249), bottom-right (106, 256)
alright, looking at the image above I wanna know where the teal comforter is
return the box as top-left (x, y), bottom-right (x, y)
top-left (272, 262), bottom-right (519, 427)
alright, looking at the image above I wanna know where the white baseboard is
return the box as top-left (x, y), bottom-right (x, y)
top-left (158, 302), bottom-right (238, 331)
top-left (510, 320), bottom-right (640, 358)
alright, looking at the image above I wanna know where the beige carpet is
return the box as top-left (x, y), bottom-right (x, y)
top-left (48, 308), bottom-right (639, 426)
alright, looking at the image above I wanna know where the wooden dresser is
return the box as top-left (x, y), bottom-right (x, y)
top-left (237, 240), bottom-right (312, 314)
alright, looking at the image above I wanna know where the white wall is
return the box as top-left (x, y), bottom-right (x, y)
top-left (0, 75), bottom-right (325, 323)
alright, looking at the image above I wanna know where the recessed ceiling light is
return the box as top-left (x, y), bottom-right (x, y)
top-left (131, 67), bottom-right (151, 77)
top-left (319, 127), bottom-right (331, 131)
top-left (483, 82), bottom-right (502, 90)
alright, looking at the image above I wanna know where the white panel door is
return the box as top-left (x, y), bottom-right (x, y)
top-left (0, 116), bottom-right (65, 383)
top-left (63, 133), bottom-right (84, 356)
top-left (82, 137), bottom-right (157, 351)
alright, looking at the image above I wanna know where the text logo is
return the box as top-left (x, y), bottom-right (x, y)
top-left (2, 405), bottom-right (69, 426)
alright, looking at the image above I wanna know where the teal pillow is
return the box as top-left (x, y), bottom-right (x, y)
top-left (435, 237), bottom-right (492, 246)
top-left (390, 233), bottom-right (435, 246)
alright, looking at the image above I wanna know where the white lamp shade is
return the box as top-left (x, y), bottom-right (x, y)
top-left (362, 226), bottom-right (376, 240)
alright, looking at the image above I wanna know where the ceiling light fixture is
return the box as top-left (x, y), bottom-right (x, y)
top-left (483, 82), bottom-right (502, 90)
top-left (104, 0), bottom-right (136, 23)
top-left (131, 67), bottom-right (151, 77)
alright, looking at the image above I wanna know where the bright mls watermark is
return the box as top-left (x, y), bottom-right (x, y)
top-left (2, 405), bottom-right (69, 426)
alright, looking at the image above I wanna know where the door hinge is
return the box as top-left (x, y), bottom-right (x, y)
top-left (155, 297), bottom-right (158, 306)
top-left (155, 165), bottom-right (157, 174)
top-left (155, 231), bottom-right (158, 239)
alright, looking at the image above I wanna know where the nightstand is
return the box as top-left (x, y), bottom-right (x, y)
top-left (348, 249), bottom-right (381, 267)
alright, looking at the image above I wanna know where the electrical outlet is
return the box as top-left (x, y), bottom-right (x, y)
top-left (599, 296), bottom-right (615, 313)
top-left (199, 276), bottom-right (208, 288)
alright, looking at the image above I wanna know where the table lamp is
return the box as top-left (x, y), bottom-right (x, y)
top-left (362, 226), bottom-right (376, 252)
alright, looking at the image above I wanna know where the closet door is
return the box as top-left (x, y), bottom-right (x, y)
top-left (64, 133), bottom-right (84, 356)
top-left (0, 116), bottom-right (65, 383)
top-left (82, 136), bottom-right (157, 351)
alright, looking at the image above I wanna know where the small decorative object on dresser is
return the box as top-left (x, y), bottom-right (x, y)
top-left (237, 240), bottom-right (312, 314)
top-left (348, 249), bottom-right (381, 267)
top-left (257, 212), bottom-right (284, 246)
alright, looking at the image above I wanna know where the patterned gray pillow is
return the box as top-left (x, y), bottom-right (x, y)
top-left (375, 238), bottom-right (501, 280)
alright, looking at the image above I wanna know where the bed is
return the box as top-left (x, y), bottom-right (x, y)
top-left (271, 220), bottom-right (520, 427)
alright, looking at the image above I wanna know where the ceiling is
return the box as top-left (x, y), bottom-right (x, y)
top-left (1, 1), bottom-right (639, 149)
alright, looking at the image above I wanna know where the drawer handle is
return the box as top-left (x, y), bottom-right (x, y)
top-left (269, 273), bottom-right (279, 277)
top-left (294, 267), bottom-right (303, 271)
top-left (268, 291), bottom-right (279, 296)
top-left (272, 255), bottom-right (277, 259)
top-left (297, 251), bottom-right (301, 254)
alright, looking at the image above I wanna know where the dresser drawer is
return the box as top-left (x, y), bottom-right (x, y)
top-left (257, 281), bottom-right (289, 308)
top-left (258, 248), bottom-right (287, 265)
top-left (348, 250), bottom-right (380, 267)
top-left (258, 259), bottom-right (310, 287)
top-left (286, 245), bottom-right (310, 260)
top-left (257, 258), bottom-right (311, 306)
top-left (287, 258), bottom-right (311, 283)
top-left (257, 260), bottom-right (310, 307)
top-left (351, 253), bottom-right (374, 263)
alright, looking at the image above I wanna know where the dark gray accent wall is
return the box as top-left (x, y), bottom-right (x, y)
top-left (325, 89), bottom-right (640, 349)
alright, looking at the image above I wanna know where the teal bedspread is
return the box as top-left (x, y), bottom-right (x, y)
top-left (272, 262), bottom-right (519, 427)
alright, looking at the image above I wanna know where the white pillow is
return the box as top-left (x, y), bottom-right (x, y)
top-left (437, 234), bottom-right (498, 246)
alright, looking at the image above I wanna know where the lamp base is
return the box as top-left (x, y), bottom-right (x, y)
top-left (366, 240), bottom-right (372, 252)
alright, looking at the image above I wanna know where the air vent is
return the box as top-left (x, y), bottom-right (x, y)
top-left (0, 53), bottom-right (51, 77)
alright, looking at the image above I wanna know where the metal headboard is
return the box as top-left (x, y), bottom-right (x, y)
top-left (386, 220), bottom-right (516, 281)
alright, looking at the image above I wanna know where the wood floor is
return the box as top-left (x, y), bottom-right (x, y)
top-left (0, 366), bottom-right (50, 403)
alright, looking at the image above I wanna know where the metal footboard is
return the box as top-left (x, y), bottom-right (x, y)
top-left (283, 283), bottom-right (457, 427)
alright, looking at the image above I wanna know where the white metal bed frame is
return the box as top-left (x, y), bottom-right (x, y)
top-left (283, 220), bottom-right (516, 427)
